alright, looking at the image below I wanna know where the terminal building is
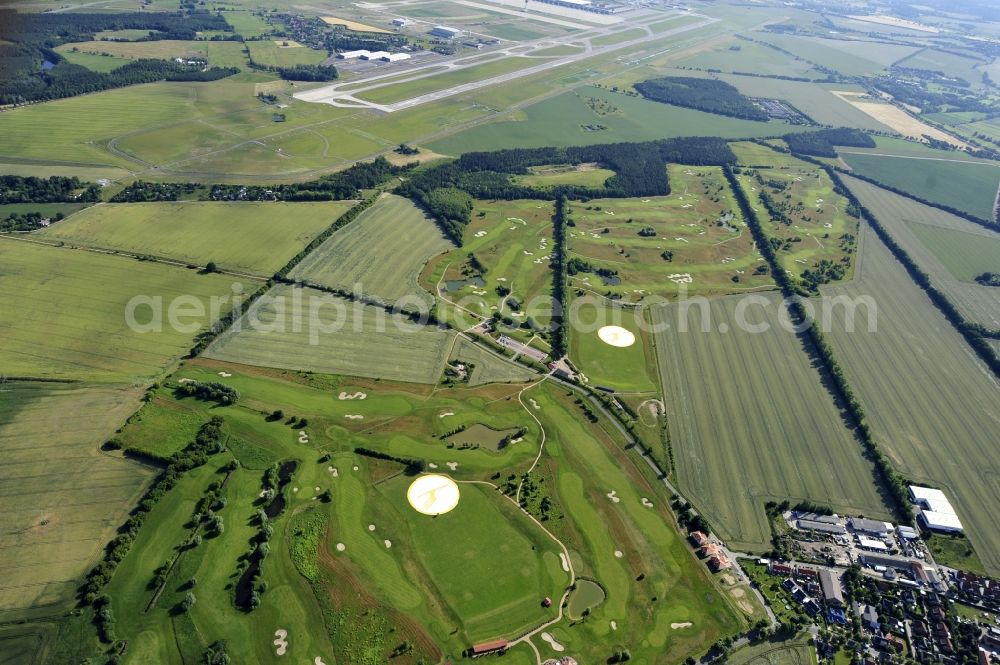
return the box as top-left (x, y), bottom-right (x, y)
top-left (530, 0), bottom-right (617, 14)
top-left (338, 49), bottom-right (371, 59)
top-left (910, 486), bottom-right (964, 533)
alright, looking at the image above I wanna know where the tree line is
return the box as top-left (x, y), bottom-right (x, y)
top-left (724, 164), bottom-right (916, 524)
top-left (550, 194), bottom-right (569, 359)
top-left (0, 175), bottom-right (101, 203)
top-left (634, 76), bottom-right (770, 121)
top-left (782, 128), bottom-right (875, 158)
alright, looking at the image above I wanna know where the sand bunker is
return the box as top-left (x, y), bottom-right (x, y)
top-left (671, 622), bottom-right (692, 629)
top-left (384, 539), bottom-right (392, 548)
top-left (610, 620), bottom-right (618, 630)
top-left (597, 326), bottom-right (636, 348)
top-left (218, 372), bottom-right (232, 378)
top-left (338, 391), bottom-right (367, 400)
top-left (446, 461), bottom-right (458, 471)
top-left (298, 431), bottom-right (309, 444)
top-left (439, 412), bottom-right (455, 418)
top-left (336, 543), bottom-right (346, 552)
top-left (606, 490), bottom-right (621, 503)
top-left (559, 552), bottom-right (570, 572)
top-left (529, 398), bottom-right (540, 410)
top-left (614, 550), bottom-right (624, 559)
top-left (274, 629), bottom-right (288, 656)
top-left (368, 524), bottom-right (376, 531)
top-left (315, 658), bottom-right (328, 665)
top-left (641, 498), bottom-right (653, 508)
top-left (344, 415), bottom-right (364, 420)
top-left (540, 632), bottom-right (565, 652)
top-left (407, 474), bottom-right (460, 516)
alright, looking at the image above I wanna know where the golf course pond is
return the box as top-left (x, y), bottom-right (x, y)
top-left (567, 579), bottom-right (606, 619)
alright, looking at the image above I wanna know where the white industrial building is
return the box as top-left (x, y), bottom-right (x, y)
top-left (338, 49), bottom-right (371, 59)
top-left (910, 485), bottom-right (964, 533)
top-left (857, 535), bottom-right (889, 552)
top-left (361, 51), bottom-right (391, 60)
top-left (382, 53), bottom-right (410, 62)
top-left (430, 25), bottom-right (462, 39)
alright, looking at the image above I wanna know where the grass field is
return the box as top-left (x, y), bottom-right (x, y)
top-left (205, 284), bottom-right (455, 384)
top-left (449, 337), bottom-right (536, 386)
top-left (429, 86), bottom-right (780, 154)
top-left (566, 166), bottom-right (773, 301)
top-left (895, 47), bottom-right (988, 86)
top-left (39, 201), bottom-right (353, 275)
top-left (652, 294), bottom-right (893, 552)
top-left (246, 40), bottom-right (326, 68)
top-left (515, 163), bottom-right (616, 189)
top-left (0, 382), bottom-right (152, 615)
top-left (727, 634), bottom-right (816, 665)
top-left (842, 175), bottom-right (1000, 329)
top-left (820, 223), bottom-right (1000, 576)
top-left (568, 300), bottom-right (658, 393)
top-left (752, 33), bottom-right (919, 76)
top-left (222, 11), bottom-right (272, 37)
top-left (0, 240), bottom-right (247, 381)
top-left (55, 40), bottom-right (250, 69)
top-left (841, 152), bottom-right (1000, 221)
top-left (675, 39), bottom-right (820, 79)
top-left (358, 58), bottom-right (546, 105)
top-left (55, 50), bottom-right (132, 72)
top-left (734, 162), bottom-right (859, 285)
top-left (289, 195), bottom-right (452, 307)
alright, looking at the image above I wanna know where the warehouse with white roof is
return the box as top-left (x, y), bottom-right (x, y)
top-left (910, 485), bottom-right (964, 533)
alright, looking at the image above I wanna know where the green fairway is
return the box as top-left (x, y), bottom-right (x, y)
top-left (205, 284), bottom-right (455, 384)
top-left (0, 382), bottom-right (153, 614)
top-left (565, 166), bottom-right (773, 301)
top-left (39, 201), bottom-right (353, 275)
top-left (0, 240), bottom-right (248, 381)
top-left (821, 223), bottom-right (1000, 576)
top-left (290, 194), bottom-right (452, 307)
top-left (841, 152), bottom-right (1000, 221)
top-left (653, 293), bottom-right (893, 552)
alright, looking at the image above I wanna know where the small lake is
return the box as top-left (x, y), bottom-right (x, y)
top-left (445, 276), bottom-right (486, 292)
top-left (567, 579), bottom-right (606, 619)
top-left (446, 423), bottom-right (521, 452)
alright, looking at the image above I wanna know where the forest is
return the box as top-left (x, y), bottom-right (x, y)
top-left (634, 76), bottom-right (770, 121)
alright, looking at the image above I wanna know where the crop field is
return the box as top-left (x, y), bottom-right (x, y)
top-left (205, 284), bottom-right (455, 384)
top-left (289, 195), bottom-right (452, 307)
top-left (566, 166), bottom-right (773, 301)
top-left (652, 294), bottom-right (894, 552)
top-left (821, 223), bottom-right (1000, 576)
top-left (568, 300), bottom-right (658, 393)
top-left (841, 152), bottom-right (1000, 221)
top-left (429, 86), bottom-right (779, 154)
top-left (0, 240), bottom-right (248, 381)
top-left (842, 175), bottom-right (1000, 329)
top-left (246, 40), bottom-right (326, 68)
top-left (727, 634), bottom-right (815, 665)
top-left (0, 382), bottom-right (152, 615)
top-left (222, 11), bottom-right (273, 37)
top-left (734, 163), bottom-right (859, 283)
top-left (895, 48), bottom-right (988, 86)
top-left (39, 201), bottom-right (352, 275)
top-left (423, 199), bottom-right (555, 328)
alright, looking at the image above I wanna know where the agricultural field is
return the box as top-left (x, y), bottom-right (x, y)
top-left (565, 165), bottom-right (773, 302)
top-left (734, 162), bottom-right (859, 287)
top-left (895, 48), bottom-right (989, 87)
top-left (0, 240), bottom-right (248, 381)
top-left (39, 201), bottom-right (352, 275)
top-left (422, 199), bottom-right (555, 331)
top-left (821, 223), bottom-right (1000, 576)
top-left (246, 40), bottom-right (327, 68)
top-left (842, 175), bottom-right (1000, 329)
top-left (751, 33), bottom-right (920, 76)
top-left (289, 195), bottom-right (452, 307)
top-left (841, 152), bottom-right (1000, 221)
top-left (205, 284), bottom-right (455, 384)
top-left (0, 382), bottom-right (153, 615)
top-left (653, 294), bottom-right (894, 552)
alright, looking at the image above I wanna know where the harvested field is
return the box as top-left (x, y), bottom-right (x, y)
top-left (653, 294), bottom-right (893, 552)
top-left (320, 16), bottom-right (390, 32)
top-left (205, 284), bottom-right (454, 384)
top-left (821, 223), bottom-right (1000, 576)
top-left (290, 195), bottom-right (452, 307)
top-left (830, 91), bottom-right (968, 148)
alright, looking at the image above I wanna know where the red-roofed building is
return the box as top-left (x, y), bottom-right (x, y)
top-left (689, 531), bottom-right (709, 547)
top-left (709, 555), bottom-right (732, 572)
top-left (699, 544), bottom-right (722, 559)
top-left (470, 640), bottom-right (508, 657)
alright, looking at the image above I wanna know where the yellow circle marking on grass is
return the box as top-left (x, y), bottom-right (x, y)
top-left (597, 325), bottom-right (636, 348)
top-left (407, 474), bottom-right (460, 516)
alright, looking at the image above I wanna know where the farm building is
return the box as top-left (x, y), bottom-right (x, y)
top-left (796, 518), bottom-right (847, 535)
top-left (338, 50), bottom-right (371, 59)
top-left (470, 640), bottom-right (508, 657)
top-left (362, 51), bottom-right (391, 60)
top-left (910, 485), bottom-right (964, 533)
top-left (819, 569), bottom-right (845, 607)
top-left (382, 53), bottom-right (411, 62)
top-left (848, 517), bottom-right (892, 536)
top-left (431, 25), bottom-right (463, 39)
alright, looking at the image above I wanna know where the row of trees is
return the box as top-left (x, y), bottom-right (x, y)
top-left (724, 164), bottom-right (915, 523)
top-left (550, 195), bottom-right (569, 359)
top-left (0, 175), bottom-right (100, 203)
top-left (0, 210), bottom-right (65, 232)
top-left (634, 76), bottom-right (770, 121)
top-left (110, 181), bottom-right (201, 202)
top-left (81, 417), bottom-right (228, 604)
